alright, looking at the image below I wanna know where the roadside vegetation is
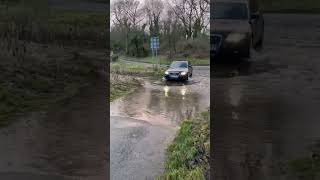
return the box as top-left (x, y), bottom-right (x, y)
top-left (261, 0), bottom-right (320, 13)
top-left (110, 0), bottom-right (209, 64)
top-left (110, 74), bottom-right (141, 102)
top-left (158, 111), bottom-right (210, 180)
top-left (119, 56), bottom-right (209, 66)
top-left (0, 1), bottom-right (106, 126)
top-left (110, 55), bottom-right (166, 102)
top-left (286, 144), bottom-right (320, 180)
top-left (111, 62), bottom-right (165, 78)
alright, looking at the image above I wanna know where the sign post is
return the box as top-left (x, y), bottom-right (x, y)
top-left (150, 37), bottom-right (160, 69)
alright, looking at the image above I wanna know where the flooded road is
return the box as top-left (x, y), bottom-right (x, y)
top-left (0, 78), bottom-right (107, 180)
top-left (212, 14), bottom-right (320, 180)
top-left (110, 66), bottom-right (210, 180)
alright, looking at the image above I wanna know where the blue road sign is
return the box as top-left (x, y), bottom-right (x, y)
top-left (150, 37), bottom-right (160, 50)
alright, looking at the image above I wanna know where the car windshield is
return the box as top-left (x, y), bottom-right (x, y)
top-left (212, 2), bottom-right (248, 20)
top-left (170, 61), bottom-right (188, 68)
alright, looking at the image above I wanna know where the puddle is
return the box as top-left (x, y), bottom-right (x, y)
top-left (212, 57), bottom-right (288, 78)
top-left (152, 78), bottom-right (200, 86)
top-left (111, 80), bottom-right (208, 125)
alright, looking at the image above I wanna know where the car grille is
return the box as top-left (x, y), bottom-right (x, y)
top-left (169, 72), bottom-right (180, 76)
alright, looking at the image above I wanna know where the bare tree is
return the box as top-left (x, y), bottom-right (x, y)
top-left (111, 0), bottom-right (143, 54)
top-left (170, 0), bottom-right (193, 39)
top-left (192, 0), bottom-right (209, 38)
top-left (144, 0), bottom-right (164, 36)
top-left (169, 0), bottom-right (209, 39)
top-left (163, 8), bottom-right (181, 58)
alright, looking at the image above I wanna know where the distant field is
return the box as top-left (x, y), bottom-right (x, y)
top-left (261, 0), bottom-right (320, 13)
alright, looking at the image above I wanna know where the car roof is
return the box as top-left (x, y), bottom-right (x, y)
top-left (173, 60), bottom-right (188, 63)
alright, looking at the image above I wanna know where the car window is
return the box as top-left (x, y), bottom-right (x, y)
top-left (170, 62), bottom-right (188, 68)
top-left (213, 2), bottom-right (248, 20)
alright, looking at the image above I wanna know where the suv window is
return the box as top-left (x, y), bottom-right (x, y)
top-left (213, 2), bottom-right (248, 20)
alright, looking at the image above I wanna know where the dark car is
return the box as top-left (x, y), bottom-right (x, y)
top-left (211, 0), bottom-right (264, 58)
top-left (164, 61), bottom-right (193, 81)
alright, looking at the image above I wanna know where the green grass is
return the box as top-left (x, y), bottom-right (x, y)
top-left (0, 5), bottom-right (107, 47)
top-left (0, 78), bottom-right (90, 127)
top-left (158, 111), bottom-right (210, 180)
top-left (110, 61), bottom-right (165, 101)
top-left (0, 47), bottom-right (103, 127)
top-left (48, 10), bottom-right (106, 28)
top-left (287, 154), bottom-right (320, 179)
top-left (120, 56), bottom-right (210, 66)
top-left (261, 0), bottom-right (320, 13)
top-left (111, 62), bottom-right (165, 78)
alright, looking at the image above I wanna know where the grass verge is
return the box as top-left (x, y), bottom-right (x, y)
top-left (120, 56), bottom-right (210, 66)
top-left (110, 74), bottom-right (141, 102)
top-left (0, 45), bottom-right (104, 127)
top-left (288, 157), bottom-right (320, 179)
top-left (111, 62), bottom-right (165, 79)
top-left (158, 111), bottom-right (210, 180)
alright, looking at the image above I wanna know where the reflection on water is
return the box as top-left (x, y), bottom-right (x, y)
top-left (164, 86), bottom-right (169, 97)
top-left (112, 81), bottom-right (208, 125)
top-left (181, 85), bottom-right (187, 96)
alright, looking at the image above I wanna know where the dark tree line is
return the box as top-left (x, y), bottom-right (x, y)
top-left (111, 0), bottom-right (209, 58)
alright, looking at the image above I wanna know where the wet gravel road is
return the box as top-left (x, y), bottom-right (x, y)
top-left (110, 67), bottom-right (210, 180)
top-left (212, 14), bottom-right (320, 180)
top-left (0, 78), bottom-right (107, 180)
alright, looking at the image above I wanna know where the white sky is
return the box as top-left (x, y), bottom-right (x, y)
top-left (110, 0), bottom-right (146, 4)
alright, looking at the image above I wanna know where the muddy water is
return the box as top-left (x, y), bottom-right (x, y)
top-left (212, 14), bottom-right (320, 180)
top-left (0, 79), bottom-right (107, 180)
top-left (110, 67), bottom-right (210, 180)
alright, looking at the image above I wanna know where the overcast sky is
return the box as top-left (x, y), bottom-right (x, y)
top-left (111, 0), bottom-right (145, 4)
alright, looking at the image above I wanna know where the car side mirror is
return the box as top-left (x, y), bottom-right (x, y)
top-left (249, 13), bottom-right (258, 24)
top-left (250, 13), bottom-right (259, 20)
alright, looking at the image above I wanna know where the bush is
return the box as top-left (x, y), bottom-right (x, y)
top-left (159, 111), bottom-right (210, 180)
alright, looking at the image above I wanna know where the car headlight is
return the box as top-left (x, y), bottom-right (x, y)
top-left (180, 71), bottom-right (187, 76)
top-left (165, 71), bottom-right (169, 75)
top-left (225, 33), bottom-right (246, 43)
